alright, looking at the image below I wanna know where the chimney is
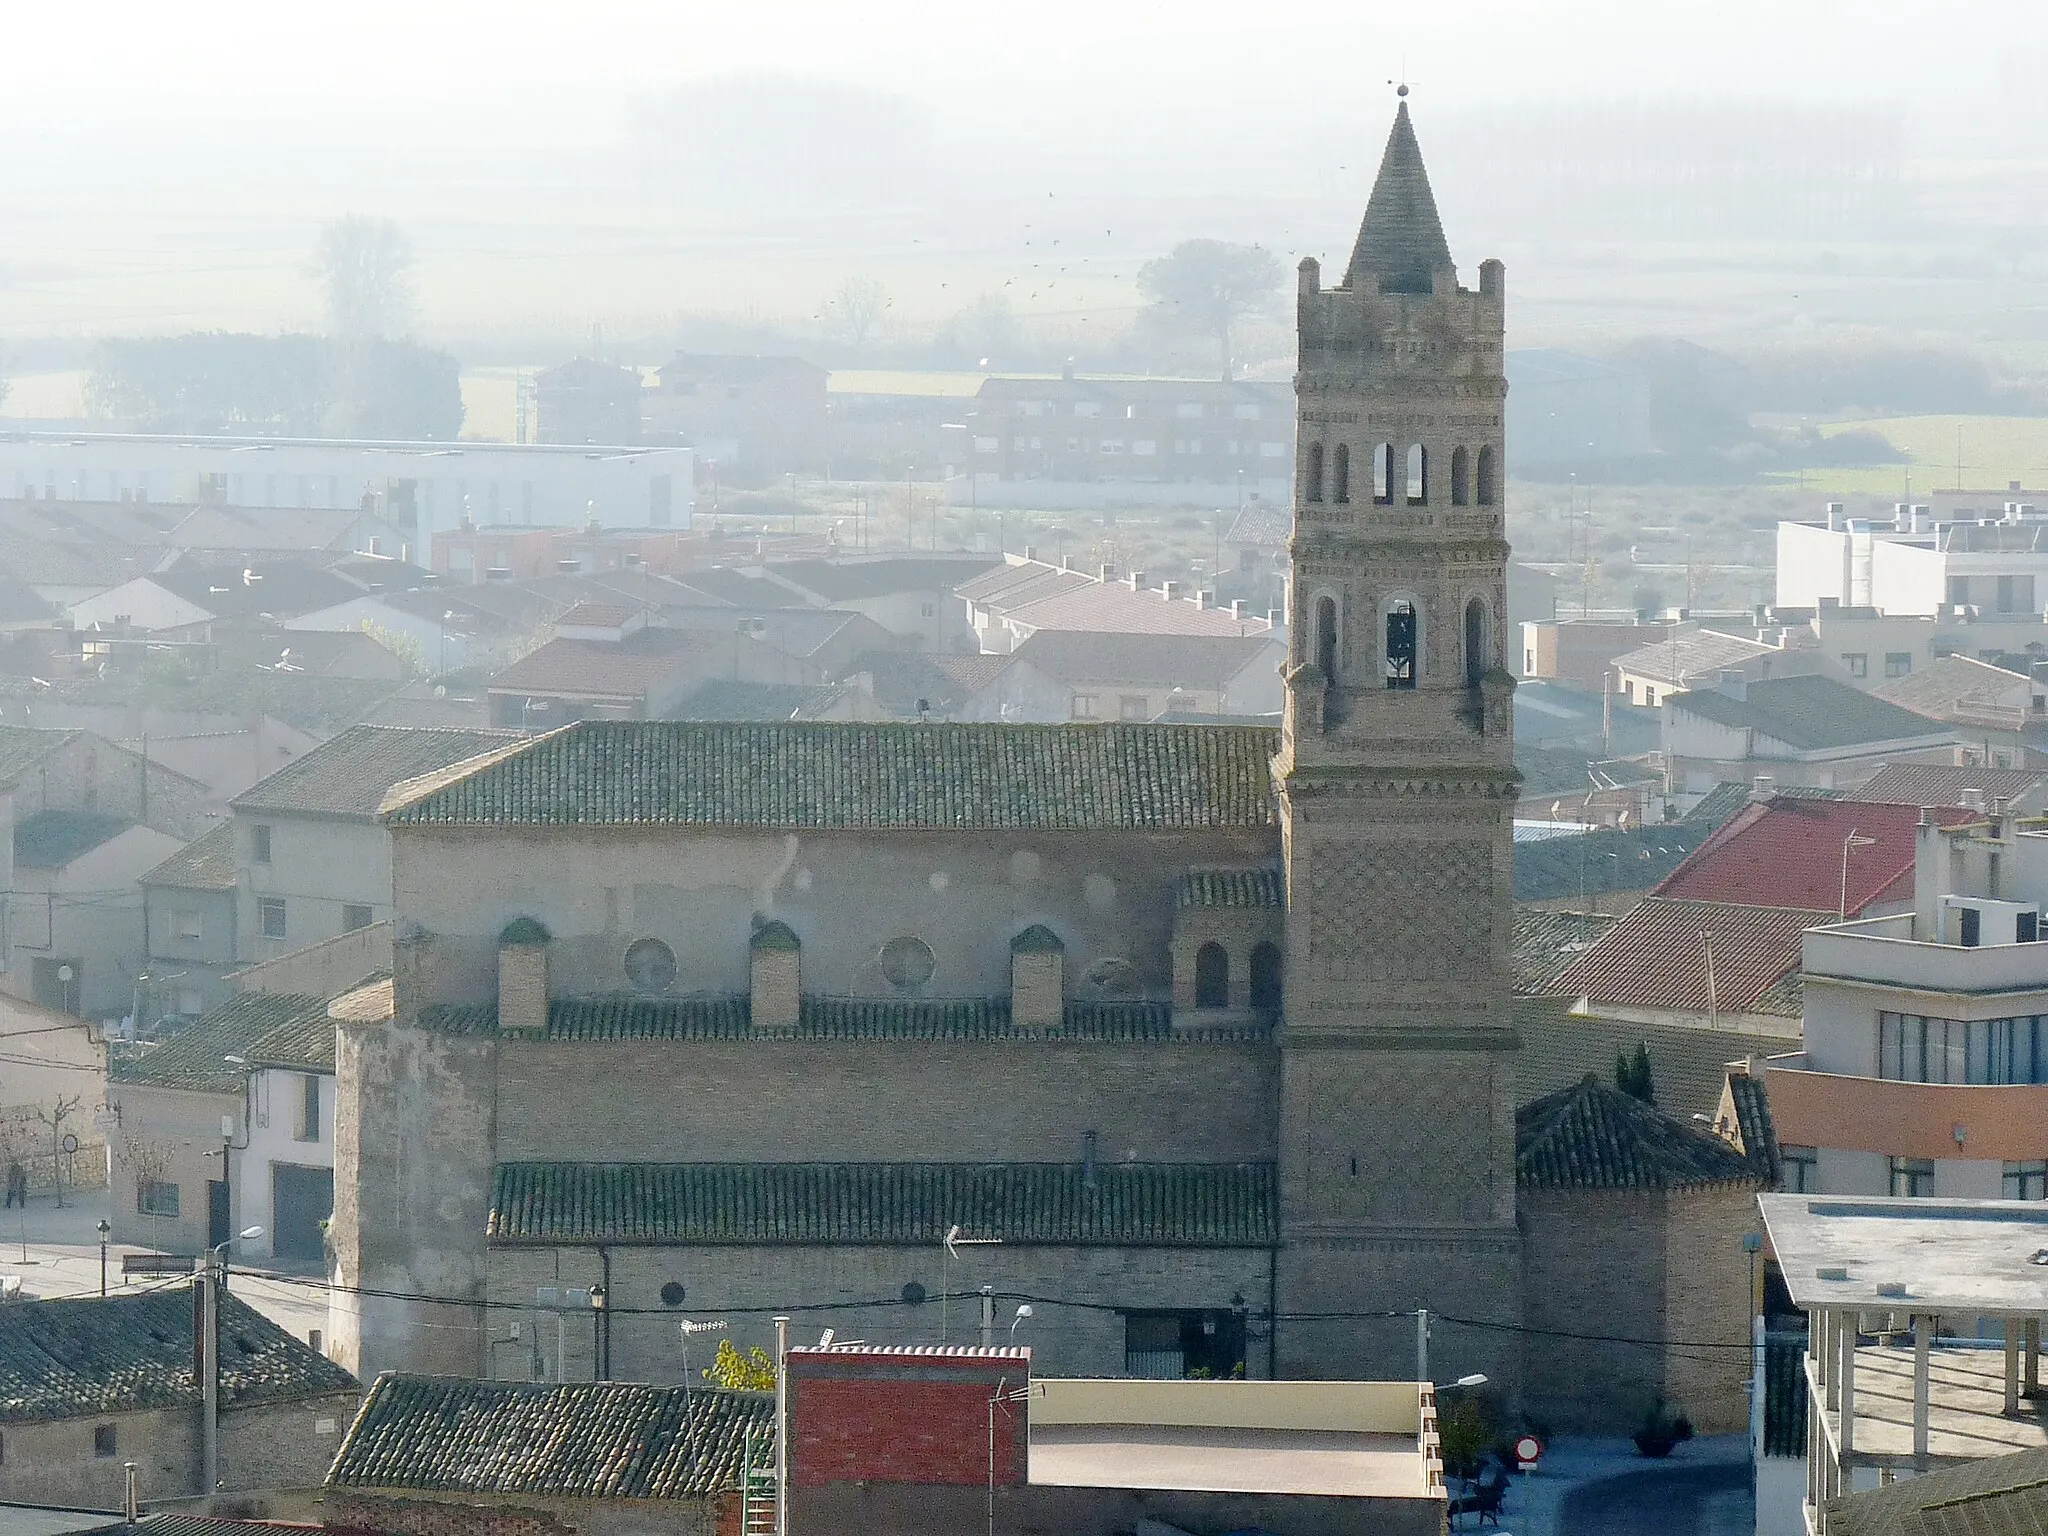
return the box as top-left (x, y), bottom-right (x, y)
top-left (1126, 570), bottom-right (1146, 590)
top-left (2014, 480), bottom-right (2025, 493)
top-left (1010, 926), bottom-right (1064, 1030)
top-left (1715, 670), bottom-right (1748, 702)
top-left (1960, 787), bottom-right (1987, 814)
top-left (1198, 589), bottom-right (1216, 609)
top-left (1062, 555), bottom-right (1076, 571)
top-left (1161, 580), bottom-right (1182, 601)
top-left (1230, 599), bottom-right (1247, 620)
top-left (1266, 609), bottom-right (1282, 628)
top-left (1750, 775), bottom-right (1774, 803)
top-left (750, 921), bottom-right (801, 1030)
top-left (1825, 501), bottom-right (1845, 532)
top-left (496, 918), bottom-right (551, 1034)
top-left (123, 1464), bottom-right (139, 1525)
top-left (1099, 563), bottom-right (1118, 583)
top-left (1022, 544), bottom-right (1038, 562)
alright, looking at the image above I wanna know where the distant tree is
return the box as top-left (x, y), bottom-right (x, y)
top-left (315, 216), bottom-right (416, 341)
top-left (1615, 1043), bottom-right (1656, 1104)
top-left (825, 277), bottom-right (890, 356)
top-left (940, 293), bottom-right (1021, 368)
top-left (328, 338), bottom-right (464, 440)
top-left (1136, 240), bottom-right (1284, 380)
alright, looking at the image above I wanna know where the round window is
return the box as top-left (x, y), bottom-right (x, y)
top-left (624, 938), bottom-right (677, 994)
top-left (659, 1281), bottom-right (687, 1307)
top-left (879, 936), bottom-right (936, 991)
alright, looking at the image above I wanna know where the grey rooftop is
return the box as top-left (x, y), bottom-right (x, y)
top-left (1760, 1195), bottom-right (2048, 1317)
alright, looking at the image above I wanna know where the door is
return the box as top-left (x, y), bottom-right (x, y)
top-left (207, 1180), bottom-right (230, 1250)
top-left (271, 1164), bottom-right (334, 1264)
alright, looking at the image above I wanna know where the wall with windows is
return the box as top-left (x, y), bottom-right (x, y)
top-left (235, 812), bottom-right (389, 964)
top-left (243, 1067), bottom-right (336, 1265)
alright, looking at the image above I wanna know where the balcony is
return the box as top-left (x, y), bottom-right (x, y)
top-left (1764, 1060), bottom-right (2048, 1162)
top-left (1803, 914), bottom-right (2048, 998)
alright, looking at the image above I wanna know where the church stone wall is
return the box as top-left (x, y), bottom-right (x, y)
top-left (495, 1038), bottom-right (1277, 1165)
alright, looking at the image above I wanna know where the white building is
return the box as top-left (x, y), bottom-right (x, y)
top-left (1778, 501), bottom-right (2048, 620)
top-left (0, 434), bottom-right (692, 570)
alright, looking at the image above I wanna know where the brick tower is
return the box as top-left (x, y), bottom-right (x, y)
top-left (1273, 97), bottom-right (1522, 1380)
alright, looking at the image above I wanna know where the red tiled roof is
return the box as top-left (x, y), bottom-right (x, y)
top-left (489, 630), bottom-right (719, 700)
top-left (1654, 796), bottom-right (1971, 916)
top-left (1548, 897), bottom-right (1827, 1016)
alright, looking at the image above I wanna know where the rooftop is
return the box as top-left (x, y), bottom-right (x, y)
top-left (381, 719), bottom-right (1281, 831)
top-left (1857, 761), bottom-right (2048, 810)
top-left (327, 1373), bottom-right (770, 1500)
top-left (1009, 629), bottom-right (1280, 690)
top-left (488, 1161), bottom-right (1277, 1247)
top-left (13, 811), bottom-right (133, 868)
top-left (1871, 655), bottom-right (2037, 730)
top-left (1512, 995), bottom-right (1788, 1119)
top-left (1670, 675), bottom-right (1951, 754)
top-left (112, 991), bottom-right (334, 1093)
top-left (1612, 627), bottom-right (1781, 688)
top-left (140, 824), bottom-right (238, 892)
top-left (1545, 896), bottom-right (1823, 1021)
top-left (1656, 796), bottom-right (1967, 914)
top-left (764, 556), bottom-right (1000, 602)
top-left (152, 561), bottom-right (363, 622)
top-left (232, 724), bottom-right (515, 820)
top-left (1827, 1446), bottom-right (2048, 1536)
top-left (1759, 1195), bottom-right (2048, 1316)
top-left (670, 679), bottom-right (850, 722)
top-left (486, 628), bottom-right (724, 700)
top-left (1346, 100), bottom-right (1455, 294)
top-left (0, 1289), bottom-right (355, 1424)
top-left (1516, 1075), bottom-right (1761, 1192)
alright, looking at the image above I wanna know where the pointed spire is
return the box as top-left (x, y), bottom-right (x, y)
top-left (1346, 100), bottom-right (1455, 295)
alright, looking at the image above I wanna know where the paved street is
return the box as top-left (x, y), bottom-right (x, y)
top-left (0, 1187), bottom-right (332, 1349)
top-left (1554, 1459), bottom-right (1754, 1536)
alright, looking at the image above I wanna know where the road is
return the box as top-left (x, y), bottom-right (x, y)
top-left (1555, 1460), bottom-right (1754, 1536)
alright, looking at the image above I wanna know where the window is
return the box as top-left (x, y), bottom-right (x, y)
top-left (1119, 695), bottom-right (1149, 721)
top-left (1782, 1145), bottom-right (1817, 1193)
top-left (919, 603), bottom-right (935, 618)
top-left (1999, 575), bottom-right (2037, 614)
top-left (1194, 942), bottom-right (1229, 1009)
top-left (258, 898), bottom-right (286, 940)
top-left (1385, 602), bottom-right (1418, 690)
top-left (1314, 595), bottom-right (1338, 682)
top-left (138, 1180), bottom-right (180, 1217)
top-left (1884, 652), bottom-right (1913, 679)
top-left (1464, 598), bottom-right (1489, 686)
top-left (974, 436), bottom-right (999, 454)
top-left (175, 910), bottom-right (204, 940)
top-left (1881, 1012), bottom-right (2048, 1086)
top-left (1070, 694), bottom-right (1098, 720)
top-left (1249, 941), bottom-right (1282, 1010)
top-left (1450, 446), bottom-right (1470, 506)
top-left (1406, 443), bottom-right (1427, 505)
top-left (253, 824), bottom-right (272, 863)
top-left (94, 1425), bottom-right (117, 1458)
top-left (2005, 1161), bottom-right (2048, 1200)
top-left (1332, 444), bottom-right (1350, 504)
top-left (1948, 575), bottom-right (1971, 609)
top-left (342, 904), bottom-right (373, 932)
top-left (879, 937), bottom-right (936, 991)
top-left (1372, 443), bottom-right (1394, 505)
top-left (1133, 440), bottom-right (1156, 456)
top-left (1889, 1157), bottom-right (1935, 1198)
top-left (1841, 653), bottom-right (1868, 678)
top-left (1475, 445), bottom-right (1498, 506)
top-left (1305, 444), bottom-right (1324, 502)
top-left (297, 1074), bottom-right (321, 1143)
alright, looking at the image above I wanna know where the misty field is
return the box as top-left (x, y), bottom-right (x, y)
top-left (1812, 415), bottom-right (2048, 496)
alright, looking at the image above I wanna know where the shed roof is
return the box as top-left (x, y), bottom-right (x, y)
top-left (1826, 1447), bottom-right (2048, 1536)
top-left (328, 1373), bottom-right (768, 1500)
top-left (380, 720), bottom-right (1280, 831)
top-left (488, 1161), bottom-right (1278, 1247)
top-left (13, 811), bottom-right (133, 868)
top-left (1516, 1075), bottom-right (1761, 1192)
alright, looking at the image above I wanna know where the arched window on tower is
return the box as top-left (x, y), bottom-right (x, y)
top-left (1305, 444), bottom-right (1324, 503)
top-left (1450, 447), bottom-right (1470, 507)
top-left (1406, 444), bottom-right (1427, 505)
top-left (1465, 597), bottom-right (1490, 685)
top-left (1195, 941), bottom-right (1229, 1008)
top-left (1476, 445), bottom-right (1498, 506)
top-left (1372, 443), bottom-right (1394, 506)
top-left (1332, 444), bottom-right (1350, 504)
top-left (1385, 601), bottom-right (1417, 690)
top-left (1249, 941), bottom-right (1282, 1010)
top-left (1314, 595), bottom-right (1338, 681)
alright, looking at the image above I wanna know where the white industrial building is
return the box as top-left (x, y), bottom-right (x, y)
top-left (1779, 501), bottom-right (2048, 619)
top-left (0, 433), bottom-right (692, 568)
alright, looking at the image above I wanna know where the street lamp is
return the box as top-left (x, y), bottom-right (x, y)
top-left (1009, 1304), bottom-right (1033, 1344)
top-left (1438, 1373), bottom-right (1489, 1390)
top-left (96, 1218), bottom-right (110, 1297)
top-left (212, 1224), bottom-right (265, 1291)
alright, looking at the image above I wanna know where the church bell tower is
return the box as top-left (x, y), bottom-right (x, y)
top-left (1273, 97), bottom-right (1522, 1380)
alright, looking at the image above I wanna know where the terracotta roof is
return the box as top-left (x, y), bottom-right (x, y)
top-left (488, 629), bottom-right (722, 700)
top-left (328, 1374), bottom-right (769, 1500)
top-left (0, 1290), bottom-right (356, 1424)
top-left (1656, 797), bottom-right (1969, 914)
top-left (1225, 503), bottom-right (1291, 549)
top-left (141, 824), bottom-right (238, 892)
top-left (1856, 761), bottom-right (2048, 809)
top-left (1546, 897), bottom-right (1826, 1017)
top-left (1670, 675), bottom-right (1951, 753)
top-left (153, 561), bottom-right (362, 621)
top-left (1512, 996), bottom-right (1787, 1118)
top-left (929, 653), bottom-right (1015, 692)
top-left (382, 719), bottom-right (1281, 831)
top-left (556, 602), bottom-right (637, 628)
top-left (1720, 1071), bottom-right (1781, 1184)
top-left (233, 724), bottom-right (514, 820)
top-left (1516, 1075), bottom-right (1763, 1192)
top-left (955, 560), bottom-right (1093, 607)
top-left (1347, 101), bottom-right (1456, 294)
top-left (1826, 1448), bottom-right (2048, 1536)
top-left (113, 992), bottom-right (332, 1092)
top-left (488, 1161), bottom-right (1278, 1246)
top-left (1176, 868), bottom-right (1283, 909)
top-left (1009, 630), bottom-right (1279, 690)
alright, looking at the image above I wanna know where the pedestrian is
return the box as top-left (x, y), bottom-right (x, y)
top-left (3, 1162), bottom-right (24, 1209)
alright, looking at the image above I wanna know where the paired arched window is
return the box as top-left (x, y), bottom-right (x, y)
top-left (1406, 444), bottom-right (1427, 505)
top-left (1385, 601), bottom-right (1418, 690)
top-left (1194, 942), bottom-right (1229, 1008)
top-left (1314, 595), bottom-right (1339, 681)
top-left (1332, 444), bottom-right (1350, 504)
top-left (1476, 445), bottom-right (1498, 507)
top-left (1305, 444), bottom-right (1324, 503)
top-left (1449, 447), bottom-right (1470, 506)
top-left (1249, 942), bottom-right (1282, 1010)
top-left (1465, 597), bottom-right (1490, 685)
top-left (1372, 443), bottom-right (1395, 506)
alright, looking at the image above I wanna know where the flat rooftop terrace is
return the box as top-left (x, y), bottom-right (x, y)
top-left (1832, 1344), bottom-right (2048, 1465)
top-left (1029, 1424), bottom-right (1421, 1498)
top-left (1760, 1195), bottom-right (2048, 1316)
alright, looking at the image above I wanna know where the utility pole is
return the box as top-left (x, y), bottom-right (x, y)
top-left (773, 1315), bottom-right (790, 1536)
top-left (979, 1286), bottom-right (996, 1349)
top-left (199, 1266), bottom-right (219, 1494)
top-left (1416, 1308), bottom-right (1429, 1386)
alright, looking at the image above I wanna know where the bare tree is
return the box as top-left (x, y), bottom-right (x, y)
top-left (1136, 240), bottom-right (1284, 381)
top-left (33, 1096), bottom-right (82, 1209)
top-left (824, 277), bottom-right (890, 356)
top-left (314, 216), bottom-right (416, 341)
top-left (116, 1132), bottom-right (179, 1249)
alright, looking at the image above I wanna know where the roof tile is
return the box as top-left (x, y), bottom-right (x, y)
top-left (233, 724), bottom-right (515, 820)
top-left (1516, 1075), bottom-right (1762, 1191)
top-left (1545, 897), bottom-right (1825, 1017)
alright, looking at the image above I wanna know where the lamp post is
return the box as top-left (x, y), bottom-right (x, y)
top-left (97, 1218), bottom-right (109, 1297)
top-left (201, 1225), bottom-right (264, 1493)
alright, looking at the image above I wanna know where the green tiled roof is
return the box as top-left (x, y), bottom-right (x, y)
top-left (113, 992), bottom-right (332, 1093)
top-left (1175, 868), bottom-right (1283, 908)
top-left (1517, 1075), bottom-right (1761, 1192)
top-left (0, 1290), bottom-right (356, 1424)
top-left (142, 824), bottom-right (238, 892)
top-left (1670, 676), bottom-right (1950, 753)
top-left (328, 1373), bottom-right (768, 1500)
top-left (489, 1161), bottom-right (1278, 1247)
top-left (14, 810), bottom-right (132, 868)
top-left (381, 719), bottom-right (1281, 830)
top-left (424, 993), bottom-right (1250, 1043)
